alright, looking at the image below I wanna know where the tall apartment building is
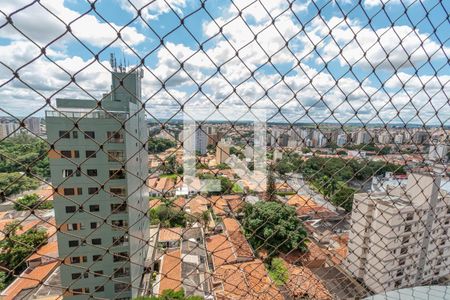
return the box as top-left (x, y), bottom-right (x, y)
top-left (46, 69), bottom-right (149, 299)
top-left (24, 116), bottom-right (42, 135)
top-left (216, 140), bottom-right (230, 164)
top-left (355, 130), bottom-right (372, 145)
top-left (346, 173), bottom-right (450, 293)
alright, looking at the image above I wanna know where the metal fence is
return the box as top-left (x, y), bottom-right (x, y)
top-left (0, 0), bottom-right (449, 299)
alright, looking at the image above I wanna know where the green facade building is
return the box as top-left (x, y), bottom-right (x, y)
top-left (46, 69), bottom-right (148, 299)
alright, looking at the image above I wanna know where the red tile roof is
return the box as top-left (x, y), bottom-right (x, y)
top-left (158, 249), bottom-right (182, 295)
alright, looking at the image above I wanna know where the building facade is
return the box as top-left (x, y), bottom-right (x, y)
top-left (46, 70), bottom-right (149, 299)
top-left (346, 173), bottom-right (450, 293)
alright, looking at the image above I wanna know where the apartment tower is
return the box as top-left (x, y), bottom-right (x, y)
top-left (346, 173), bottom-right (450, 293)
top-left (46, 69), bottom-right (149, 299)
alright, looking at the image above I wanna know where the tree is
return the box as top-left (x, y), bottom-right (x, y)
top-left (0, 172), bottom-right (40, 198)
top-left (148, 137), bottom-right (176, 154)
top-left (13, 193), bottom-right (52, 211)
top-left (0, 133), bottom-right (49, 178)
top-left (0, 222), bottom-right (47, 274)
top-left (267, 257), bottom-right (289, 286)
top-left (331, 185), bottom-right (355, 212)
top-left (135, 289), bottom-right (202, 300)
top-left (149, 204), bottom-right (186, 228)
top-left (242, 202), bottom-right (308, 255)
top-left (0, 272), bottom-right (7, 291)
top-left (265, 165), bottom-right (276, 201)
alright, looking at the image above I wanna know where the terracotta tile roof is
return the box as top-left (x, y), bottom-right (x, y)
top-left (209, 195), bottom-right (243, 216)
top-left (222, 218), bottom-right (254, 260)
top-left (0, 261), bottom-right (59, 300)
top-left (212, 259), bottom-right (283, 300)
top-left (206, 234), bottom-right (236, 267)
top-left (158, 249), bottom-right (182, 295)
top-left (172, 197), bottom-right (185, 210)
top-left (149, 199), bottom-right (162, 209)
top-left (185, 195), bottom-right (209, 214)
top-left (287, 194), bottom-right (337, 218)
top-left (283, 261), bottom-right (332, 300)
top-left (27, 241), bottom-right (58, 262)
top-left (158, 228), bottom-right (183, 242)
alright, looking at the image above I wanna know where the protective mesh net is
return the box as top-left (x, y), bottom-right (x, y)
top-left (0, 0), bottom-right (449, 299)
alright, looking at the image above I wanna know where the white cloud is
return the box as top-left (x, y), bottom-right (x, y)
top-left (0, 0), bottom-right (145, 48)
top-left (120, 0), bottom-right (186, 20)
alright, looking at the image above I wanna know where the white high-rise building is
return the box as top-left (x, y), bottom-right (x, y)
top-left (355, 130), bottom-right (371, 145)
top-left (394, 134), bottom-right (404, 144)
top-left (378, 132), bottom-right (391, 144)
top-left (336, 134), bottom-right (347, 147)
top-left (428, 143), bottom-right (448, 162)
top-left (24, 117), bottom-right (41, 135)
top-left (346, 173), bottom-right (450, 293)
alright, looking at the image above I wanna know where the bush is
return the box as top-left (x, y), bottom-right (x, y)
top-left (267, 258), bottom-right (289, 285)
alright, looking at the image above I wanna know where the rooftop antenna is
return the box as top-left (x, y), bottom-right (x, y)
top-left (109, 53), bottom-right (117, 72)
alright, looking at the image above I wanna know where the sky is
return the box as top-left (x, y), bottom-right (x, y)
top-left (0, 0), bottom-right (448, 126)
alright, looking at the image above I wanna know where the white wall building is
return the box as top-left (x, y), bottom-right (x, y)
top-left (346, 173), bottom-right (450, 293)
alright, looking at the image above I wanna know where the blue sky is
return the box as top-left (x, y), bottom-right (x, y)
top-left (0, 0), bottom-right (449, 125)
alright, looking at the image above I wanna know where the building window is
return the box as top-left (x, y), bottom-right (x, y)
top-left (63, 169), bottom-right (73, 177)
top-left (113, 267), bottom-right (130, 278)
top-left (91, 222), bottom-right (99, 229)
top-left (63, 188), bottom-right (75, 196)
top-left (112, 220), bottom-right (128, 230)
top-left (89, 205), bottom-right (100, 212)
top-left (85, 150), bottom-right (96, 158)
top-left (66, 206), bottom-right (76, 213)
top-left (113, 252), bottom-right (128, 262)
top-left (87, 169), bottom-right (98, 176)
top-left (71, 272), bottom-right (88, 280)
top-left (74, 150), bottom-right (80, 158)
top-left (95, 286), bottom-right (105, 292)
top-left (107, 131), bottom-right (124, 143)
top-left (59, 131), bottom-right (70, 139)
top-left (406, 212), bottom-right (414, 221)
top-left (88, 187), bottom-right (99, 195)
top-left (114, 283), bottom-right (130, 293)
top-left (72, 131), bottom-right (78, 139)
top-left (92, 238), bottom-right (102, 245)
top-left (113, 235), bottom-right (129, 246)
top-left (77, 187), bottom-right (82, 195)
top-left (68, 240), bottom-right (79, 248)
top-left (68, 223), bottom-right (83, 231)
top-left (111, 202), bottom-right (127, 214)
top-left (84, 131), bottom-right (95, 139)
top-left (93, 255), bottom-right (102, 262)
top-left (108, 150), bottom-right (125, 162)
top-left (109, 169), bottom-right (126, 179)
top-left (110, 187), bottom-right (126, 197)
top-left (70, 256), bottom-right (87, 264)
top-left (93, 270), bottom-right (103, 277)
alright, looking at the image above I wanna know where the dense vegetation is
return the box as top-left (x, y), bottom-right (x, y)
top-left (13, 193), bottom-right (53, 211)
top-left (0, 222), bottom-right (48, 280)
top-left (0, 173), bottom-right (40, 198)
top-left (148, 137), bottom-right (176, 154)
top-left (274, 154), bottom-right (405, 211)
top-left (149, 203), bottom-right (187, 227)
top-left (242, 201), bottom-right (308, 255)
top-left (0, 134), bottom-right (49, 197)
